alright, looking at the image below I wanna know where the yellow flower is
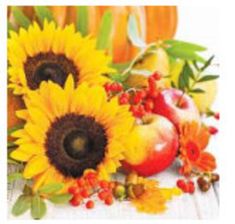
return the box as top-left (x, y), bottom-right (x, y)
top-left (131, 176), bottom-right (182, 214)
top-left (10, 76), bottom-right (136, 192)
top-left (8, 20), bottom-right (114, 95)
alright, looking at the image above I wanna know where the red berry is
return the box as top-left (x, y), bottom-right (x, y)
top-left (70, 197), bottom-right (81, 207)
top-left (144, 98), bottom-right (154, 112)
top-left (99, 180), bottom-right (109, 189)
top-left (98, 190), bottom-right (109, 201)
top-left (152, 72), bottom-right (161, 80)
top-left (208, 126), bottom-right (218, 135)
top-left (68, 186), bottom-right (79, 195)
top-left (148, 89), bottom-right (159, 98)
top-left (133, 94), bottom-right (142, 104)
top-left (135, 104), bottom-right (146, 118)
top-left (214, 112), bottom-right (220, 120)
top-left (80, 189), bottom-right (90, 198)
top-left (176, 179), bottom-right (186, 189)
top-left (148, 76), bottom-right (156, 90)
top-left (77, 178), bottom-right (86, 187)
top-left (188, 181), bottom-right (195, 194)
top-left (108, 182), bottom-right (116, 189)
top-left (119, 93), bottom-right (129, 105)
top-left (104, 195), bottom-right (113, 206)
top-left (86, 200), bottom-right (94, 209)
top-left (104, 83), bottom-right (111, 92)
top-left (110, 82), bottom-right (123, 92)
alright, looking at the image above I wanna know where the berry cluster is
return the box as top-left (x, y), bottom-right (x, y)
top-left (176, 179), bottom-right (195, 194)
top-left (104, 72), bottom-right (162, 119)
top-left (68, 172), bottom-right (115, 209)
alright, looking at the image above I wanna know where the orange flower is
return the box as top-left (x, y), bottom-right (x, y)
top-left (179, 122), bottom-right (216, 175)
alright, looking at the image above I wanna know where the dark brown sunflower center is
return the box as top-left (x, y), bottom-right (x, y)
top-left (24, 52), bottom-right (79, 90)
top-left (45, 114), bottom-right (107, 178)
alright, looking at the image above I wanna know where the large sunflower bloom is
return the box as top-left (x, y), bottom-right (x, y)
top-left (8, 20), bottom-right (114, 95)
top-left (10, 76), bottom-right (136, 192)
top-left (179, 122), bottom-right (216, 176)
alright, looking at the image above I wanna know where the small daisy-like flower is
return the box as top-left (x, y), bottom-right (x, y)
top-left (179, 122), bottom-right (216, 176)
top-left (8, 20), bottom-right (114, 95)
top-left (10, 76), bottom-right (136, 192)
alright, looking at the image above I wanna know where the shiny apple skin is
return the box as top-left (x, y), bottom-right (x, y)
top-left (123, 115), bottom-right (179, 177)
top-left (153, 88), bottom-right (200, 130)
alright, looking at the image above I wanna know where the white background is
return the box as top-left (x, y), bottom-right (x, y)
top-left (0, 0), bottom-right (234, 224)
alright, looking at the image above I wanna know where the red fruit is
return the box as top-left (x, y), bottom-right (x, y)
top-left (98, 190), bottom-right (109, 201)
top-left (77, 178), bottom-right (86, 187)
top-left (80, 189), bottom-right (90, 198)
top-left (86, 200), bottom-right (94, 209)
top-left (68, 186), bottom-right (79, 195)
top-left (144, 98), bottom-right (154, 112)
top-left (148, 76), bottom-right (156, 88)
top-left (130, 105), bottom-right (145, 118)
top-left (104, 195), bottom-right (113, 206)
top-left (99, 180), bottom-right (109, 189)
top-left (188, 181), bottom-right (195, 194)
top-left (133, 94), bottom-right (142, 104)
top-left (110, 82), bottom-right (123, 92)
top-left (119, 93), bottom-right (129, 105)
top-left (70, 197), bottom-right (81, 207)
top-left (152, 72), bottom-right (161, 80)
top-left (122, 114), bottom-right (179, 176)
top-left (214, 112), bottom-right (220, 120)
top-left (176, 179), bottom-right (186, 189)
top-left (104, 83), bottom-right (111, 92)
top-left (148, 89), bottom-right (159, 98)
top-left (208, 126), bottom-right (218, 135)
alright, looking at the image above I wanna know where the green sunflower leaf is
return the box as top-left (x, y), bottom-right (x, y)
top-left (76, 6), bottom-right (88, 36)
top-left (12, 6), bottom-right (31, 29)
top-left (34, 6), bottom-right (54, 25)
top-left (12, 195), bottom-right (31, 216)
top-left (38, 183), bottom-right (64, 194)
top-left (31, 194), bottom-right (47, 220)
top-left (127, 14), bottom-right (146, 48)
top-left (96, 11), bottom-right (113, 50)
top-left (48, 194), bottom-right (73, 204)
top-left (8, 172), bottom-right (23, 183)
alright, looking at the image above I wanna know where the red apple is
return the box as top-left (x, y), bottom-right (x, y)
top-left (123, 114), bottom-right (179, 176)
top-left (153, 88), bottom-right (200, 130)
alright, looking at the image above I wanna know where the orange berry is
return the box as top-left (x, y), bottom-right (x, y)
top-left (70, 196), bottom-right (81, 207)
top-left (86, 200), bottom-right (94, 209)
top-left (80, 189), bottom-right (90, 198)
top-left (98, 190), bottom-right (109, 201)
top-left (68, 186), bottom-right (79, 195)
top-left (77, 178), bottom-right (86, 187)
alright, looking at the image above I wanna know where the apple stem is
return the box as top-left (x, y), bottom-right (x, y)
top-left (176, 92), bottom-right (185, 107)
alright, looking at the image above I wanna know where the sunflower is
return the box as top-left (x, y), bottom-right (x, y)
top-left (130, 176), bottom-right (181, 214)
top-left (8, 20), bottom-right (114, 95)
top-left (10, 75), bottom-right (136, 192)
top-left (179, 122), bottom-right (216, 176)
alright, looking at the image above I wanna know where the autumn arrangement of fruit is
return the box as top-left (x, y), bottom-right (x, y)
top-left (7, 6), bottom-right (219, 219)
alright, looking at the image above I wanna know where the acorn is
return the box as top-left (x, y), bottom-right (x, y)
top-left (197, 176), bottom-right (211, 192)
top-left (125, 172), bottom-right (138, 185)
top-left (113, 183), bottom-right (126, 201)
top-left (127, 183), bottom-right (145, 199)
top-left (211, 173), bottom-right (220, 183)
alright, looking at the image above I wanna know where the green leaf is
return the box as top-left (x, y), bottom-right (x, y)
top-left (111, 62), bottom-right (131, 73)
top-left (76, 6), bottom-right (88, 36)
top-left (165, 39), bottom-right (207, 51)
top-left (166, 46), bottom-right (205, 63)
top-left (96, 11), bottom-right (113, 50)
top-left (200, 55), bottom-right (215, 72)
top-left (127, 14), bottom-right (146, 48)
top-left (8, 172), bottom-right (23, 183)
top-left (198, 75), bottom-right (219, 82)
top-left (8, 124), bottom-right (24, 136)
top-left (12, 195), bottom-right (31, 216)
top-left (171, 81), bottom-right (176, 88)
top-left (48, 194), bottom-right (73, 204)
top-left (192, 60), bottom-right (200, 71)
top-left (7, 141), bottom-right (16, 148)
top-left (34, 6), bottom-right (54, 25)
top-left (31, 194), bottom-right (47, 220)
top-left (39, 183), bottom-right (64, 194)
top-left (23, 184), bottom-right (33, 196)
top-left (178, 62), bottom-right (193, 90)
top-left (12, 6), bottom-right (31, 29)
top-left (190, 88), bottom-right (205, 93)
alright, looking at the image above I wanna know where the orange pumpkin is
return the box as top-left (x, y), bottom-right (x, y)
top-left (8, 6), bottom-right (178, 62)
